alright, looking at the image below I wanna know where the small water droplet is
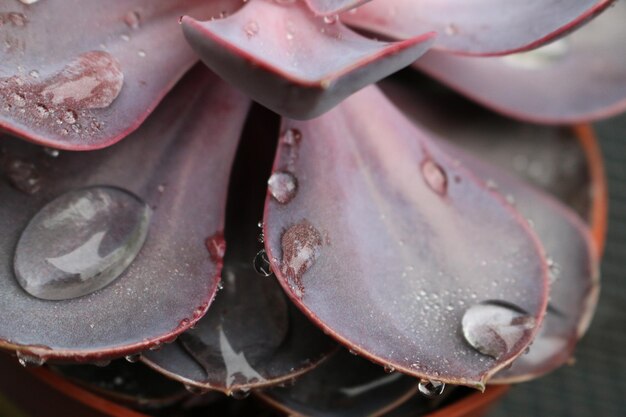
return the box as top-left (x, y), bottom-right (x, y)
top-left (2, 157), bottom-right (41, 194)
top-left (34, 103), bottom-right (49, 118)
top-left (125, 353), bottom-right (141, 363)
top-left (124, 10), bottom-right (141, 29)
top-left (244, 20), bottom-right (259, 38)
top-left (205, 232), bottom-right (226, 263)
top-left (418, 379), bottom-right (445, 397)
top-left (184, 384), bottom-right (207, 395)
top-left (230, 388), bottom-right (251, 400)
top-left (14, 186), bottom-right (152, 300)
top-left (253, 249), bottom-right (273, 276)
top-left (43, 147), bottom-right (59, 157)
top-left (384, 365), bottom-right (395, 373)
top-left (282, 128), bottom-right (302, 145)
top-left (137, 50), bottom-right (146, 58)
top-left (28, 70), bottom-right (40, 78)
top-left (421, 158), bottom-right (447, 196)
top-left (323, 15), bottom-right (338, 24)
top-left (16, 351), bottom-right (45, 367)
top-left (62, 109), bottom-right (77, 124)
top-left (462, 301), bottom-right (536, 359)
top-left (445, 23), bottom-right (459, 36)
top-left (280, 220), bottom-right (323, 296)
top-left (11, 93), bottom-right (26, 107)
top-left (268, 171), bottom-right (297, 204)
top-left (19, 0), bottom-right (40, 4)
top-left (547, 258), bottom-right (561, 284)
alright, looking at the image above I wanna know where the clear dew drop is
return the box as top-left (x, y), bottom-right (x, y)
top-left (43, 147), bottom-right (59, 157)
top-left (16, 351), bottom-right (45, 367)
top-left (461, 301), bottom-right (536, 360)
top-left (244, 20), bottom-right (259, 38)
top-left (421, 158), bottom-right (448, 196)
top-left (124, 353), bottom-right (141, 363)
top-left (384, 365), bottom-right (395, 374)
top-left (14, 186), bottom-right (152, 300)
top-left (418, 379), bottom-right (445, 397)
top-left (268, 171), bottom-right (298, 204)
top-left (2, 157), bottom-right (41, 194)
top-left (230, 388), bottom-right (251, 400)
top-left (253, 249), bottom-right (273, 277)
top-left (124, 10), bottom-right (141, 29)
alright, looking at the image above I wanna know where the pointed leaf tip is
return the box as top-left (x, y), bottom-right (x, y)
top-left (182, 0), bottom-right (434, 119)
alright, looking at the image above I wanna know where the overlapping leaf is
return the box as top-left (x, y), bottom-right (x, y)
top-left (414, 0), bottom-right (626, 124)
top-left (0, 0), bottom-right (240, 150)
top-left (182, 0), bottom-right (434, 119)
top-left (0, 67), bottom-right (249, 362)
top-left (263, 86), bottom-right (549, 389)
top-left (342, 0), bottom-right (615, 56)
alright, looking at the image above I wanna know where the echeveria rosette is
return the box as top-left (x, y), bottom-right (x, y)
top-left (0, 0), bottom-right (622, 413)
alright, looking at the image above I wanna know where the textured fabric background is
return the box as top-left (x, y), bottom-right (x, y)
top-left (488, 115), bottom-right (626, 417)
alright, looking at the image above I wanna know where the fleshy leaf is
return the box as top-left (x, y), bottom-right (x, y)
top-left (380, 74), bottom-right (597, 217)
top-left (181, 0), bottom-right (434, 119)
top-left (444, 149), bottom-right (600, 383)
top-left (413, 1), bottom-right (626, 124)
top-left (256, 349), bottom-right (420, 417)
top-left (305, 0), bottom-right (372, 15)
top-left (0, 0), bottom-right (240, 150)
top-left (342, 0), bottom-right (615, 56)
top-left (0, 67), bottom-right (249, 362)
top-left (142, 104), bottom-right (335, 395)
top-left (381, 76), bottom-right (602, 382)
top-left (263, 86), bottom-right (549, 388)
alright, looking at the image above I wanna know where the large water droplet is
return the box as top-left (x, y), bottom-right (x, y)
top-left (14, 186), bottom-right (151, 300)
top-left (421, 158), bottom-right (447, 196)
top-left (280, 220), bottom-right (323, 297)
top-left (418, 379), bottom-right (445, 397)
top-left (268, 171), bottom-right (297, 204)
top-left (253, 249), bottom-right (272, 277)
top-left (461, 301), bottom-right (536, 359)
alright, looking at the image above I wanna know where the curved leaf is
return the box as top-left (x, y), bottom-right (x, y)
top-left (379, 75), bottom-right (594, 215)
top-left (413, 0), bottom-right (626, 124)
top-left (142, 103), bottom-right (335, 395)
top-left (263, 86), bottom-right (549, 389)
top-left (444, 149), bottom-right (600, 383)
top-left (256, 349), bottom-right (420, 417)
top-left (381, 76), bottom-right (601, 382)
top-left (181, 0), bottom-right (434, 119)
top-left (0, 67), bottom-right (249, 362)
top-left (342, 0), bottom-right (615, 56)
top-left (0, 0), bottom-right (240, 150)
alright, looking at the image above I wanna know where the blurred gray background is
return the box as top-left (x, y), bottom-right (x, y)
top-left (487, 115), bottom-right (626, 417)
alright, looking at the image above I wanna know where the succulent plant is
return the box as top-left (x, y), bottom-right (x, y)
top-left (0, 0), bottom-right (624, 415)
